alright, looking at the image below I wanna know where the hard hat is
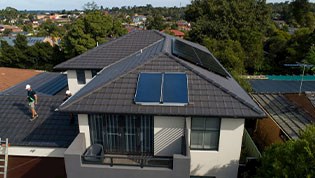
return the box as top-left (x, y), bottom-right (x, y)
top-left (66, 90), bottom-right (71, 95)
top-left (25, 84), bottom-right (31, 90)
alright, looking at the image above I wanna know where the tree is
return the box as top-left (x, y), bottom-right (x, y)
top-left (290, 0), bottom-right (311, 27)
top-left (62, 10), bottom-right (127, 58)
top-left (255, 125), bottom-right (315, 178)
top-left (146, 14), bottom-right (166, 30)
top-left (185, 0), bottom-right (271, 74)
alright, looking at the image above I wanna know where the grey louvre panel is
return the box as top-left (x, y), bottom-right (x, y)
top-left (134, 73), bottom-right (163, 104)
top-left (249, 80), bottom-right (315, 93)
top-left (172, 39), bottom-right (230, 78)
top-left (36, 74), bottom-right (67, 95)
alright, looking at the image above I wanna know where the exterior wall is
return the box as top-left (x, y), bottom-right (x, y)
top-left (154, 116), bottom-right (185, 156)
top-left (78, 114), bottom-right (91, 148)
top-left (254, 117), bottom-right (284, 148)
top-left (64, 133), bottom-right (190, 178)
top-left (8, 146), bottom-right (66, 157)
top-left (189, 118), bottom-right (245, 178)
top-left (8, 156), bottom-right (66, 178)
top-left (67, 70), bottom-right (93, 94)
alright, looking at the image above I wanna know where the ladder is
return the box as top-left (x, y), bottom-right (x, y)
top-left (0, 138), bottom-right (8, 178)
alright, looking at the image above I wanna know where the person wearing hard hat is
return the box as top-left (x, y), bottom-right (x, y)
top-left (63, 90), bottom-right (74, 124)
top-left (26, 84), bottom-right (38, 121)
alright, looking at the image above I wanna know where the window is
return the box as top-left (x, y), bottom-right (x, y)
top-left (191, 117), bottom-right (220, 150)
top-left (76, 70), bottom-right (86, 84)
top-left (91, 69), bottom-right (100, 78)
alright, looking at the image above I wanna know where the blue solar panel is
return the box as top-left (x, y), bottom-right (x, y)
top-left (36, 74), bottom-right (68, 95)
top-left (134, 73), bottom-right (162, 104)
top-left (163, 73), bottom-right (188, 104)
top-left (172, 39), bottom-right (230, 78)
top-left (134, 72), bottom-right (188, 105)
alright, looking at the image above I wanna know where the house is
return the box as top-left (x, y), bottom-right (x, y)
top-left (248, 75), bottom-right (315, 149)
top-left (54, 30), bottom-right (265, 178)
top-left (0, 72), bottom-right (78, 178)
top-left (176, 20), bottom-right (191, 31)
top-left (0, 67), bottom-right (42, 91)
top-left (0, 36), bottom-right (56, 47)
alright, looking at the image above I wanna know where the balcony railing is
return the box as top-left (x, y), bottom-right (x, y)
top-left (81, 154), bottom-right (173, 168)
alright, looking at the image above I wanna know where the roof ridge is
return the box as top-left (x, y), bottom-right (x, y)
top-left (54, 30), bottom-right (153, 70)
top-left (164, 52), bottom-right (264, 116)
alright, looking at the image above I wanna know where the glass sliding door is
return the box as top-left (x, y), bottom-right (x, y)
top-left (89, 114), bottom-right (153, 155)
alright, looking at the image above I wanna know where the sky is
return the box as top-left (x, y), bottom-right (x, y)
top-left (0, 0), bottom-right (315, 10)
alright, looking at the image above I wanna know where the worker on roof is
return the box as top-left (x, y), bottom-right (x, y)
top-left (26, 84), bottom-right (38, 121)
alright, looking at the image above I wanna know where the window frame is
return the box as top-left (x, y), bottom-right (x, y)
top-left (76, 70), bottom-right (86, 84)
top-left (190, 117), bottom-right (221, 151)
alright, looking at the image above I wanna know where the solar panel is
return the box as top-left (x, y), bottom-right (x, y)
top-left (134, 72), bottom-right (188, 106)
top-left (134, 73), bottom-right (162, 104)
top-left (163, 73), bottom-right (188, 105)
top-left (36, 74), bottom-right (68, 95)
top-left (172, 39), bottom-right (230, 78)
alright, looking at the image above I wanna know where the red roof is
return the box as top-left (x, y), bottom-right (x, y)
top-left (170, 30), bottom-right (184, 37)
top-left (0, 67), bottom-right (42, 91)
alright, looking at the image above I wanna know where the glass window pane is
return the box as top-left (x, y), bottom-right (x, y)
top-left (192, 118), bottom-right (205, 130)
top-left (203, 131), bottom-right (219, 150)
top-left (191, 131), bottom-right (203, 149)
top-left (205, 118), bottom-right (220, 130)
top-left (76, 70), bottom-right (86, 84)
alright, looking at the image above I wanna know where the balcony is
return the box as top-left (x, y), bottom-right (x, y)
top-left (64, 132), bottom-right (190, 178)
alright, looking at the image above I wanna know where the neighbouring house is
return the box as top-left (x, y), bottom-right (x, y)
top-left (170, 29), bottom-right (185, 38)
top-left (0, 72), bottom-right (79, 178)
top-left (0, 36), bottom-right (56, 47)
top-left (176, 20), bottom-right (191, 31)
top-left (54, 30), bottom-right (265, 178)
top-left (0, 67), bottom-right (42, 91)
top-left (132, 14), bottom-right (147, 26)
top-left (248, 75), bottom-right (315, 149)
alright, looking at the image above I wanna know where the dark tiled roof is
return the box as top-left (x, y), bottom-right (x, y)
top-left (0, 73), bottom-right (78, 147)
top-left (60, 53), bottom-right (264, 118)
top-left (249, 79), bottom-right (315, 93)
top-left (252, 93), bottom-right (314, 139)
top-left (61, 39), bottom-right (164, 107)
top-left (54, 30), bottom-right (164, 70)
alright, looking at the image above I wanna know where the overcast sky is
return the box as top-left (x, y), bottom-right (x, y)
top-left (0, 0), bottom-right (315, 10)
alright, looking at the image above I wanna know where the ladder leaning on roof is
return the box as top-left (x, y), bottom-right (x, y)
top-left (0, 138), bottom-right (8, 178)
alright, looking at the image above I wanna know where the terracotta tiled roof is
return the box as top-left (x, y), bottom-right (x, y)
top-left (0, 67), bottom-right (42, 91)
top-left (170, 29), bottom-right (184, 37)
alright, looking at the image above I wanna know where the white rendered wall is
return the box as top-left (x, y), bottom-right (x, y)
top-left (8, 146), bottom-right (66, 157)
top-left (78, 114), bottom-right (91, 148)
top-left (189, 118), bottom-right (245, 178)
top-left (66, 70), bottom-right (93, 94)
top-left (154, 116), bottom-right (185, 156)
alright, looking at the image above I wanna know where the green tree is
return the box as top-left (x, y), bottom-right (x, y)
top-left (62, 11), bottom-right (127, 58)
top-left (290, 0), bottom-right (311, 27)
top-left (256, 125), bottom-right (315, 178)
top-left (185, 0), bottom-right (271, 74)
top-left (146, 14), bottom-right (166, 30)
top-left (0, 40), bottom-right (16, 67)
